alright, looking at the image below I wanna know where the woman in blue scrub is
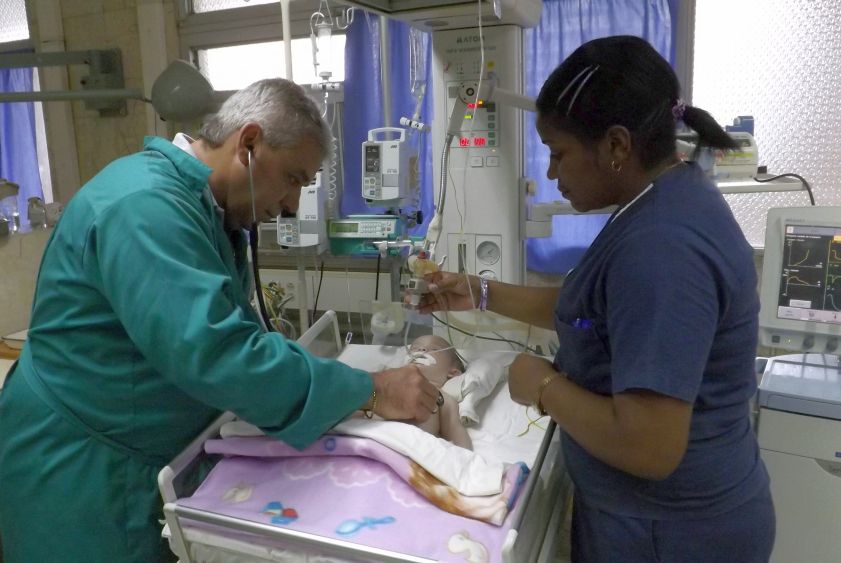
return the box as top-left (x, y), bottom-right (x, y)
top-left (0, 79), bottom-right (440, 562)
top-left (416, 36), bottom-right (775, 562)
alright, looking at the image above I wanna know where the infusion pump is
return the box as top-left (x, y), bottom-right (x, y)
top-left (362, 127), bottom-right (412, 206)
top-left (276, 173), bottom-right (326, 251)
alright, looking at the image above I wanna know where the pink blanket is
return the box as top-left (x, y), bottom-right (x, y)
top-left (178, 435), bottom-right (530, 562)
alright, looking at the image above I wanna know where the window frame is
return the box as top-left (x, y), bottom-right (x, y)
top-left (672, 0), bottom-right (696, 104)
top-left (0, 38), bottom-right (33, 52)
top-left (178, 0), bottom-right (334, 61)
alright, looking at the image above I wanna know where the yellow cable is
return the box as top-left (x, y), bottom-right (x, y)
top-left (515, 405), bottom-right (548, 437)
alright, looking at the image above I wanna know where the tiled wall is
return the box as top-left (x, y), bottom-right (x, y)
top-left (694, 0), bottom-right (841, 247)
top-left (0, 228), bottom-right (51, 337)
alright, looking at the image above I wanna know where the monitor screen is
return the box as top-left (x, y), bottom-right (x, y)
top-left (776, 224), bottom-right (841, 324)
top-left (331, 222), bottom-right (358, 234)
top-left (759, 207), bottom-right (841, 352)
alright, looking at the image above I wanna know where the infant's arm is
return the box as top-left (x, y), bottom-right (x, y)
top-left (439, 393), bottom-right (472, 450)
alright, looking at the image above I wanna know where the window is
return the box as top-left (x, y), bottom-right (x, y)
top-left (198, 35), bottom-right (346, 90)
top-left (0, 0), bottom-right (28, 43)
top-left (0, 0), bottom-right (50, 216)
top-left (193, 0), bottom-right (280, 13)
top-left (692, 0), bottom-right (841, 247)
top-left (179, 0), bottom-right (347, 87)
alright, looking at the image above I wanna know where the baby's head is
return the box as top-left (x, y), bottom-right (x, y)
top-left (408, 335), bottom-right (465, 388)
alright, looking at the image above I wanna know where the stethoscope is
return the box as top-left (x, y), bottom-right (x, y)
top-left (246, 148), bottom-right (277, 333)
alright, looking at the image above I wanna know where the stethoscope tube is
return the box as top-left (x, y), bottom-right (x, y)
top-left (246, 148), bottom-right (276, 333)
top-left (249, 225), bottom-right (276, 333)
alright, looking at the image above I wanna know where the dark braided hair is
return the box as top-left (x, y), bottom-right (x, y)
top-left (536, 35), bottom-right (736, 170)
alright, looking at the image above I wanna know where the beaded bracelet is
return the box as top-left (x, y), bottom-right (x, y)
top-left (478, 277), bottom-right (489, 311)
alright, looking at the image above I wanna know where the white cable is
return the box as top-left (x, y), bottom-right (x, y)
top-left (403, 317), bottom-right (412, 350)
top-left (449, 0), bottom-right (486, 356)
top-left (524, 323), bottom-right (532, 353)
top-left (311, 255), bottom-right (319, 323)
top-left (345, 264), bottom-right (353, 337)
top-left (328, 104), bottom-right (345, 217)
top-left (459, 0), bottom-right (485, 233)
top-left (281, 317), bottom-right (297, 340)
top-left (327, 133), bottom-right (339, 203)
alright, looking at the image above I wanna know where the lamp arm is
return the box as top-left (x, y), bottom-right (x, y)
top-left (0, 89), bottom-right (144, 104)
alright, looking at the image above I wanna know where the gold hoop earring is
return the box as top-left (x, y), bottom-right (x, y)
top-left (611, 160), bottom-right (622, 173)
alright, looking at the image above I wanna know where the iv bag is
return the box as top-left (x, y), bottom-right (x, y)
top-left (315, 21), bottom-right (333, 79)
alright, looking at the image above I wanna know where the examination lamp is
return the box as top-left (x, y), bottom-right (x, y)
top-left (149, 60), bottom-right (230, 121)
top-left (0, 50), bottom-right (227, 121)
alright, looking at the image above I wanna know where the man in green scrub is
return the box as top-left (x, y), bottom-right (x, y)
top-left (0, 78), bottom-right (439, 562)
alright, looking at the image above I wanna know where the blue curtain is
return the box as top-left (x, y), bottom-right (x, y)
top-left (0, 64), bottom-right (43, 229)
top-left (342, 12), bottom-right (434, 236)
top-left (524, 0), bottom-right (675, 273)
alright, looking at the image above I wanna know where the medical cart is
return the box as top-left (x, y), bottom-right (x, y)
top-left (756, 353), bottom-right (841, 563)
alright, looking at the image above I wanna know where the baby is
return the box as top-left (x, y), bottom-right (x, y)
top-left (404, 335), bottom-right (472, 450)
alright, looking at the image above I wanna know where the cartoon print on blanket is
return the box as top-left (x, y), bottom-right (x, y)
top-left (448, 531), bottom-right (490, 563)
top-left (204, 435), bottom-right (528, 525)
top-left (179, 435), bottom-right (524, 563)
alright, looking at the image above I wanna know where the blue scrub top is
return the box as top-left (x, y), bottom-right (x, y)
top-left (554, 162), bottom-right (769, 520)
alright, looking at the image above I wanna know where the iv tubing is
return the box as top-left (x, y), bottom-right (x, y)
top-left (426, 133), bottom-right (454, 253)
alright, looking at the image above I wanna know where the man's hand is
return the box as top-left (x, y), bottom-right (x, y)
top-left (368, 365), bottom-right (439, 423)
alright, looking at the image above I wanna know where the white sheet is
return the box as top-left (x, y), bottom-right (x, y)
top-left (221, 345), bottom-right (549, 496)
top-left (337, 345), bottom-right (549, 468)
top-left (219, 418), bottom-right (506, 496)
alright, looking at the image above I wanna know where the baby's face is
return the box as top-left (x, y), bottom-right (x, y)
top-left (408, 335), bottom-right (459, 388)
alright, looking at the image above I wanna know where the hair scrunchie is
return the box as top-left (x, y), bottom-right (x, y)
top-left (672, 98), bottom-right (687, 121)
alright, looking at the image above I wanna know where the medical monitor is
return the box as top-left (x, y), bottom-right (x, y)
top-left (759, 206), bottom-right (841, 352)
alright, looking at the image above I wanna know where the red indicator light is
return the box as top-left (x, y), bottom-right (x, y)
top-left (459, 137), bottom-right (470, 147)
top-left (466, 103), bottom-right (476, 109)
top-left (474, 137), bottom-right (487, 147)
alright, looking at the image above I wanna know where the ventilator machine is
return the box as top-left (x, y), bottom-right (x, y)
top-left (756, 206), bottom-right (841, 563)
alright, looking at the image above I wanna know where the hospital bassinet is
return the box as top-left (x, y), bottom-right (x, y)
top-left (158, 311), bottom-right (570, 562)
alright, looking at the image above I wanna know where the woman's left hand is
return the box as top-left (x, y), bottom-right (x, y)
top-left (508, 353), bottom-right (558, 406)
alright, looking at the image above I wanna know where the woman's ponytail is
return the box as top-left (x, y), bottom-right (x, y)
top-left (682, 105), bottom-right (739, 150)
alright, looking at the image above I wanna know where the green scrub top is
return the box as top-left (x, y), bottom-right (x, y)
top-left (0, 137), bottom-right (372, 562)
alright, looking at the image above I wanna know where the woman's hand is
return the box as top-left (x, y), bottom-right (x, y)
top-left (408, 271), bottom-right (480, 314)
top-left (508, 353), bottom-right (558, 406)
top-left (367, 365), bottom-right (440, 422)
